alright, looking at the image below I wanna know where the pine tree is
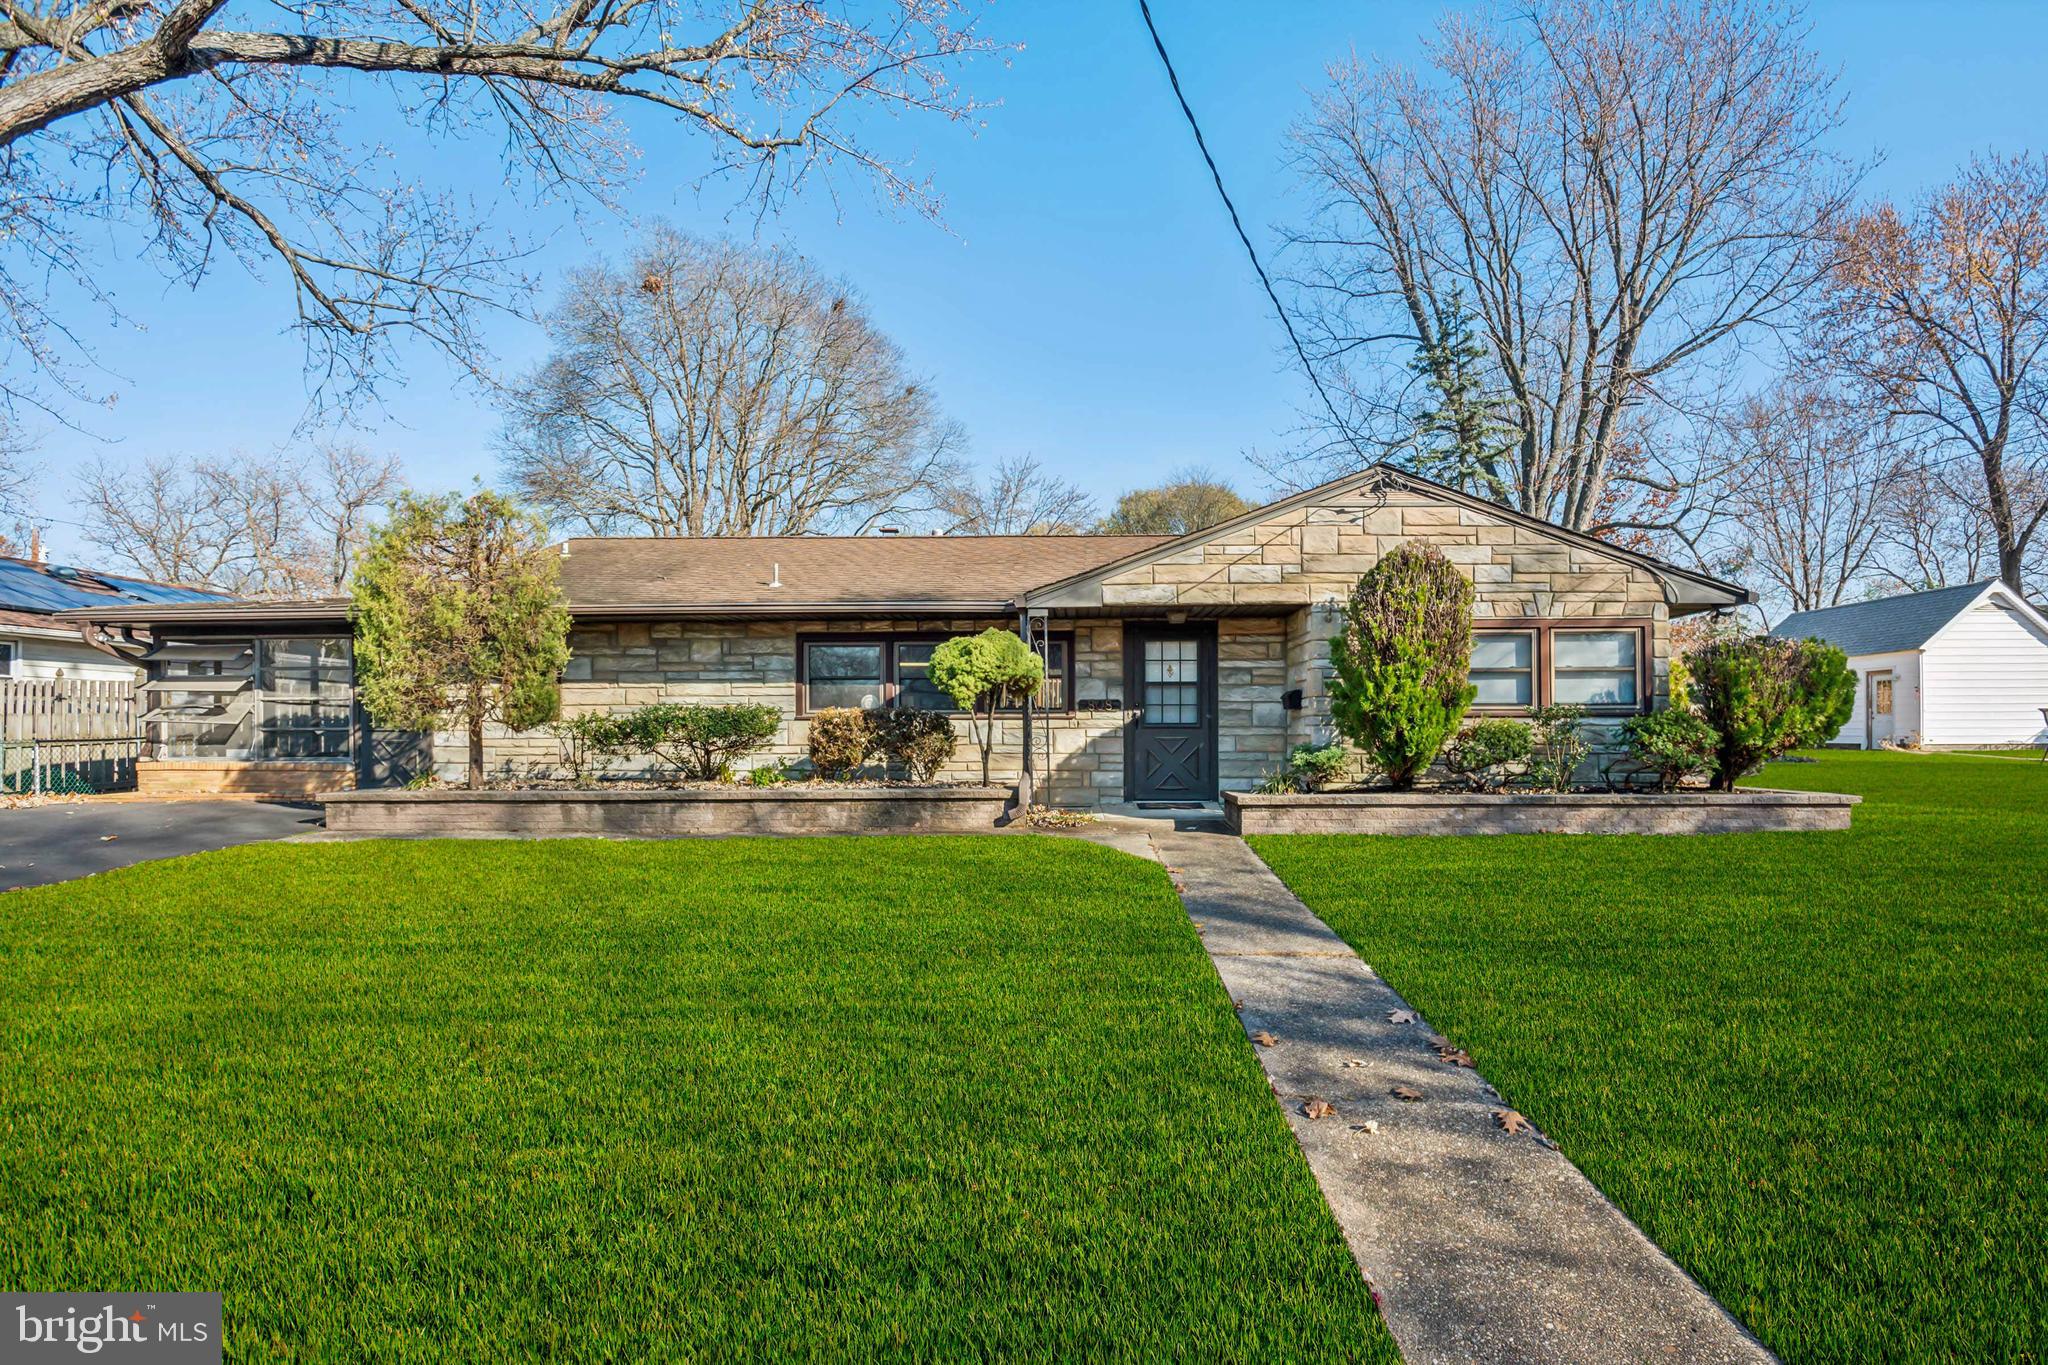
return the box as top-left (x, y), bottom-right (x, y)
top-left (1406, 290), bottom-right (1518, 501)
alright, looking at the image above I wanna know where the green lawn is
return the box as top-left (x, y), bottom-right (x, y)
top-left (0, 837), bottom-right (1392, 1362)
top-left (1251, 752), bottom-right (2048, 1363)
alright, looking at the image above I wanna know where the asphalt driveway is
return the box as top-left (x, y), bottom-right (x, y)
top-left (0, 801), bottom-right (321, 892)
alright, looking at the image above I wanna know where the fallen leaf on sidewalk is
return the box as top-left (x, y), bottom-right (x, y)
top-left (1302, 1099), bottom-right (1335, 1120)
top-left (98, 835), bottom-right (117, 842)
top-left (1434, 1044), bottom-right (1476, 1068)
top-left (1251, 1030), bottom-right (1278, 1047)
top-left (1340, 1058), bottom-right (1367, 1068)
top-left (1352, 1120), bottom-right (1381, 1135)
top-left (1386, 1009), bottom-right (1416, 1024)
top-left (1391, 1086), bottom-right (1423, 1102)
top-left (1494, 1110), bottom-right (1532, 1135)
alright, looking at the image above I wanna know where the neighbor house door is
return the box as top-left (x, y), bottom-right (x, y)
top-left (1865, 671), bottom-right (1895, 749)
top-left (1123, 624), bottom-right (1218, 801)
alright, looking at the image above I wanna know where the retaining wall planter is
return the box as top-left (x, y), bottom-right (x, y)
top-left (322, 786), bottom-right (1013, 838)
top-left (1225, 787), bottom-right (1859, 836)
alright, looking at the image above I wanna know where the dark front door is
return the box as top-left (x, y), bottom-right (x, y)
top-left (1124, 623), bottom-right (1218, 801)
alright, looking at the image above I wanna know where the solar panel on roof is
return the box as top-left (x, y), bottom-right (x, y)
top-left (0, 558), bottom-right (231, 613)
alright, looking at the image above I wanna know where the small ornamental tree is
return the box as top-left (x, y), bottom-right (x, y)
top-left (353, 491), bottom-right (571, 790)
top-left (929, 629), bottom-right (1045, 785)
top-left (1326, 544), bottom-right (1477, 788)
top-left (1688, 635), bottom-right (1857, 790)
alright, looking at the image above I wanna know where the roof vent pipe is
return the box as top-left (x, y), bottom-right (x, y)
top-left (769, 563), bottom-right (782, 589)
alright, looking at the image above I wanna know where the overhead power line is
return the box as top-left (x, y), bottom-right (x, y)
top-left (1135, 0), bottom-right (1361, 455)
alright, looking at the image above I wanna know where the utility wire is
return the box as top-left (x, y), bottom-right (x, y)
top-left (1135, 0), bottom-right (1362, 457)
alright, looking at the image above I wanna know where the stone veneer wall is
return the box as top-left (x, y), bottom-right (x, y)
top-left (437, 615), bottom-right (1294, 807)
top-left (1078, 485), bottom-right (1675, 772)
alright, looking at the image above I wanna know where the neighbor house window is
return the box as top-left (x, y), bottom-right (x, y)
top-left (799, 632), bottom-right (1075, 715)
top-left (1551, 629), bottom-right (1639, 709)
top-left (1467, 622), bottom-right (1647, 714)
top-left (0, 642), bottom-right (14, 677)
top-left (1470, 631), bottom-right (1535, 708)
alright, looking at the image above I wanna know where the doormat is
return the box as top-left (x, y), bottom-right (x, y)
top-left (1135, 802), bottom-right (1204, 810)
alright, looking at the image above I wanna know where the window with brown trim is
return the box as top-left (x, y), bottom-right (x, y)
top-left (797, 632), bottom-right (1075, 715)
top-left (1470, 621), bottom-right (1650, 715)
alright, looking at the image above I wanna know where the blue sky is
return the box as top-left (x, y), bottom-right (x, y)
top-left (29, 0), bottom-right (2048, 563)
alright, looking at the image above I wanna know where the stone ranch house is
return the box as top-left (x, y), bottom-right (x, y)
top-left (61, 466), bottom-right (1751, 805)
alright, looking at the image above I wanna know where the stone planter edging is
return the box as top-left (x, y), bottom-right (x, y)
top-left (1224, 786), bottom-right (1860, 836)
top-left (321, 786), bottom-right (1014, 838)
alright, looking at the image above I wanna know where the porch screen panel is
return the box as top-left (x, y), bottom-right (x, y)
top-left (257, 638), bottom-right (353, 758)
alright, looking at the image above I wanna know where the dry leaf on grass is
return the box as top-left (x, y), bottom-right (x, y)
top-left (1250, 1030), bottom-right (1278, 1047)
top-left (1494, 1109), bottom-right (1532, 1135)
top-left (1386, 1009), bottom-right (1416, 1024)
top-left (1302, 1099), bottom-right (1336, 1120)
top-left (1391, 1086), bottom-right (1423, 1102)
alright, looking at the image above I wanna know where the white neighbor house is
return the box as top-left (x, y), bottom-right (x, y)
top-left (1772, 580), bottom-right (2048, 749)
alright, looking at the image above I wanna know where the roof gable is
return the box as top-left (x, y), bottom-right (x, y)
top-left (1771, 581), bottom-right (1999, 656)
top-left (1021, 464), bottom-right (1749, 612)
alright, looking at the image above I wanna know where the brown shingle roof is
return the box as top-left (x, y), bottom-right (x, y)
top-left (557, 535), bottom-right (1174, 610)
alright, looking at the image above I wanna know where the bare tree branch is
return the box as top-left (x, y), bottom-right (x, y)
top-left (1277, 0), bottom-right (1855, 534)
top-left (498, 225), bottom-right (965, 536)
top-left (1, 0), bottom-right (994, 415)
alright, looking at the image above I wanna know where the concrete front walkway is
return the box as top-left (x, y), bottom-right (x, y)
top-left (1152, 828), bottom-right (1774, 1365)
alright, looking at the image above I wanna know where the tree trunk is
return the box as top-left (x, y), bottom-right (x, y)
top-left (468, 711), bottom-right (485, 791)
top-left (978, 697), bottom-right (994, 785)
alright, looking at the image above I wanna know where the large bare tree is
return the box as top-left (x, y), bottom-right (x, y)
top-left (1706, 383), bottom-right (1899, 612)
top-left (940, 454), bottom-right (1095, 534)
top-left (0, 0), bottom-right (988, 414)
top-left (78, 440), bottom-right (400, 592)
top-left (500, 227), bottom-right (965, 536)
top-left (1282, 0), bottom-right (1853, 536)
top-left (1810, 153), bottom-right (2048, 593)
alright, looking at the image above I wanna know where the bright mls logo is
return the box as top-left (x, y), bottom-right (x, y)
top-left (6, 1294), bottom-right (220, 1363)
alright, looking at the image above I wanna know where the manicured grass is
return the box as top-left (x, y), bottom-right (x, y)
top-left (1251, 752), bottom-right (2048, 1363)
top-left (0, 837), bottom-right (1392, 1361)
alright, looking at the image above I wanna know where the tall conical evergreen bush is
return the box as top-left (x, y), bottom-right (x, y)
top-left (1326, 544), bottom-right (1477, 788)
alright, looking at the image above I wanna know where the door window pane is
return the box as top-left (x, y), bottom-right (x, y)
top-left (1873, 677), bottom-right (1894, 715)
top-left (1471, 632), bottom-right (1534, 707)
top-left (1552, 630), bottom-right (1638, 707)
top-left (806, 644), bottom-right (883, 710)
top-left (1142, 639), bottom-right (1200, 724)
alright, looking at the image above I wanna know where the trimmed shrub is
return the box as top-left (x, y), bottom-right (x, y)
top-left (876, 709), bottom-right (958, 783)
top-left (807, 706), bottom-right (878, 779)
top-left (1326, 544), bottom-right (1477, 788)
top-left (1284, 742), bottom-right (1352, 792)
top-left (549, 712), bottom-right (635, 785)
top-left (1688, 635), bottom-right (1856, 790)
top-left (1526, 704), bottom-right (1590, 792)
top-left (1444, 717), bottom-right (1532, 790)
top-left (620, 702), bottom-right (781, 782)
top-left (929, 629), bottom-right (1045, 784)
top-left (1621, 709), bottom-right (1718, 790)
top-left (1257, 743), bottom-right (1353, 794)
